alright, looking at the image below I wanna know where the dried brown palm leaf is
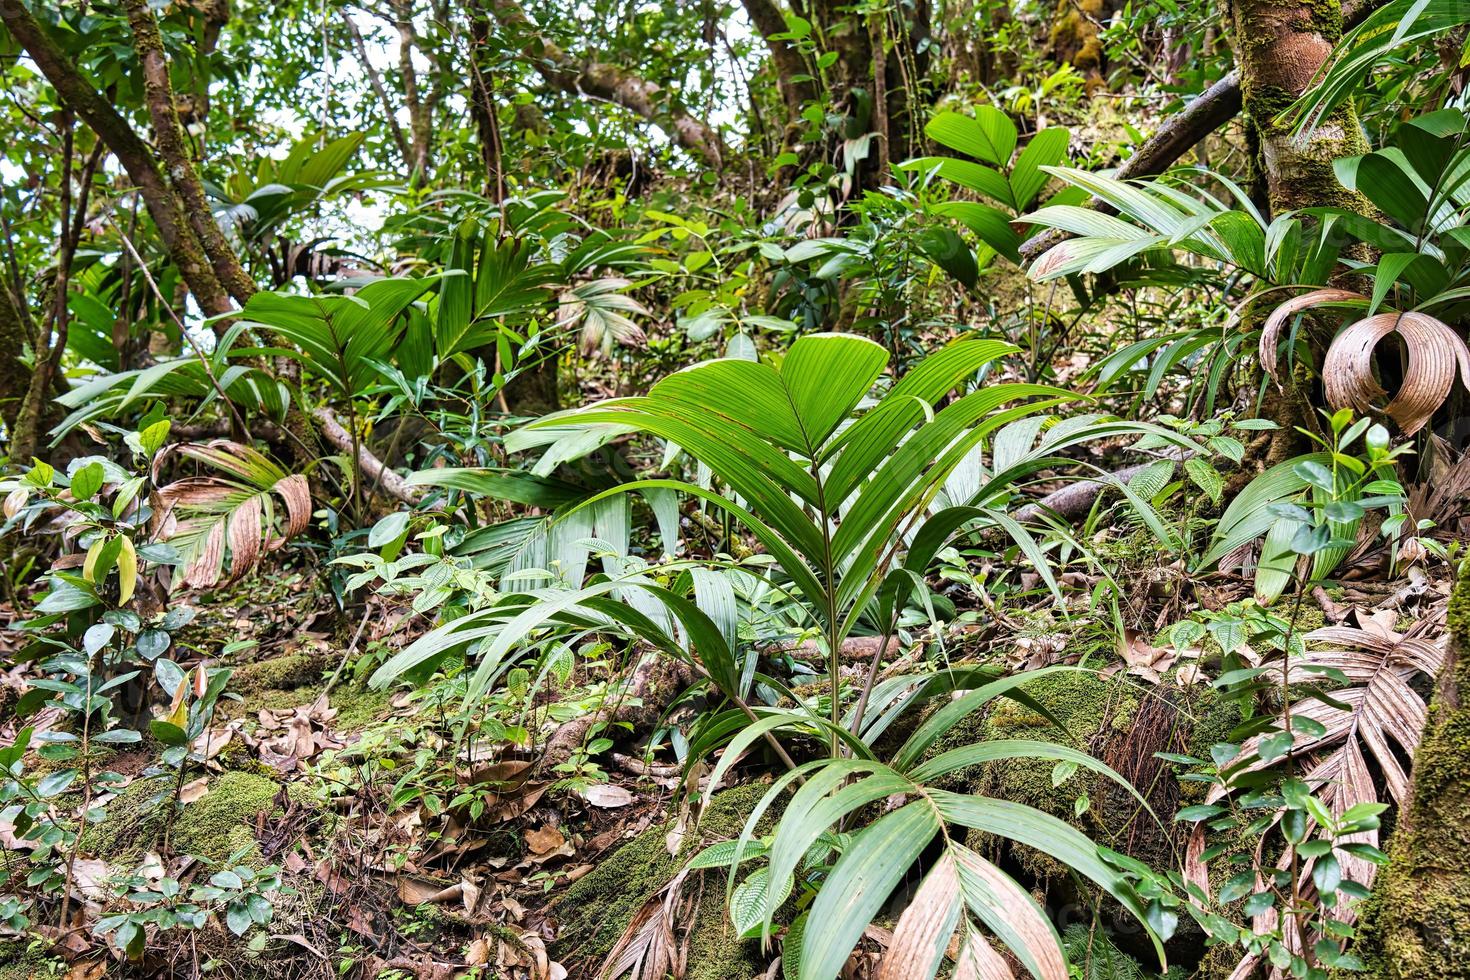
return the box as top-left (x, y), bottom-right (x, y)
top-left (1207, 624), bottom-right (1444, 821)
top-left (878, 845), bottom-right (1065, 980)
top-left (1258, 288), bottom-right (1366, 384)
top-left (953, 923), bottom-right (1017, 980)
top-left (878, 850), bottom-right (963, 980)
top-left (1321, 311), bottom-right (1470, 435)
top-left (1196, 623), bottom-right (1447, 978)
top-left (598, 867), bottom-right (691, 980)
top-left (154, 441), bottom-right (311, 588)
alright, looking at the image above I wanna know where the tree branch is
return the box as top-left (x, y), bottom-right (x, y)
top-left (0, 0), bottom-right (235, 317)
top-left (312, 408), bottom-right (424, 505)
top-left (487, 0), bottom-right (727, 168)
top-left (123, 0), bottom-right (256, 307)
top-left (2, 0), bottom-right (413, 503)
top-left (341, 11), bottom-right (414, 170)
top-left (1019, 71), bottom-right (1241, 260)
top-left (390, 0), bottom-right (433, 183)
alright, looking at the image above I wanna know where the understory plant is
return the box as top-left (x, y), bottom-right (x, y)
top-left (369, 332), bottom-right (1194, 976)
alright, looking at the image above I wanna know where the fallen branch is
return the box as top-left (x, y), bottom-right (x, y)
top-left (1010, 461), bottom-right (1154, 523)
top-left (1019, 74), bottom-right (1241, 260)
top-left (312, 408), bottom-right (424, 506)
top-left (764, 635), bottom-right (903, 664)
top-left (541, 651), bottom-right (694, 768)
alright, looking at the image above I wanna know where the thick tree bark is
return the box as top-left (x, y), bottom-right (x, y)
top-left (487, 0), bottom-right (727, 168)
top-left (0, 263), bottom-right (27, 440)
top-left (1359, 567), bottom-right (1470, 976)
top-left (123, 0), bottom-right (255, 308)
top-left (1226, 0), bottom-right (1368, 216)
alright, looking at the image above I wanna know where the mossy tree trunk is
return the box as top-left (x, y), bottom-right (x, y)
top-left (1224, 0), bottom-right (1369, 462)
top-left (0, 269), bottom-right (29, 443)
top-left (1225, 0), bottom-right (1368, 217)
top-left (1359, 566), bottom-right (1470, 976)
top-left (1049, 0), bottom-right (1114, 85)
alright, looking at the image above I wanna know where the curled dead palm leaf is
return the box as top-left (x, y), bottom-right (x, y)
top-left (1259, 289), bottom-right (1470, 435)
top-left (154, 441), bottom-right (311, 588)
top-left (1322, 312), bottom-right (1470, 436)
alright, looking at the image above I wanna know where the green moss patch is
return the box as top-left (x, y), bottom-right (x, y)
top-left (84, 770), bottom-right (282, 865)
top-left (552, 782), bottom-right (778, 977)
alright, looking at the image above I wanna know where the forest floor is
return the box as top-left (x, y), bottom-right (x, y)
top-left (3, 479), bottom-right (1463, 980)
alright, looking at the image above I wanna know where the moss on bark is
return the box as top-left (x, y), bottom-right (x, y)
top-left (1227, 0), bottom-right (1370, 216)
top-left (1357, 565), bottom-right (1470, 976)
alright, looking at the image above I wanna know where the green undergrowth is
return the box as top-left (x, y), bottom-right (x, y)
top-left (0, 943), bottom-right (63, 980)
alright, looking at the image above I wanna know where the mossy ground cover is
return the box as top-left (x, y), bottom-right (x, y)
top-left (552, 782), bottom-right (779, 979)
top-left (83, 770), bottom-right (282, 866)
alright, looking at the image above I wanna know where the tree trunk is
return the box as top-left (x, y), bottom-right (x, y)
top-left (1226, 0), bottom-right (1368, 217)
top-left (1049, 0), bottom-right (1111, 83)
top-left (1359, 566), bottom-right (1470, 976)
top-left (0, 268), bottom-right (28, 442)
top-left (740, 0), bottom-right (818, 117)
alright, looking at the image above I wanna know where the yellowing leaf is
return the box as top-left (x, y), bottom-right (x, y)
top-left (83, 536), bottom-right (106, 584)
top-left (116, 535), bottom-right (138, 606)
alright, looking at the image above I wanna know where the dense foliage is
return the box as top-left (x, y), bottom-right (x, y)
top-left (1, 0), bottom-right (1468, 978)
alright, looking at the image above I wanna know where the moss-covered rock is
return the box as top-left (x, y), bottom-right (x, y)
top-left (926, 669), bottom-right (1141, 876)
top-left (228, 652), bottom-right (391, 734)
top-left (230, 652), bottom-right (330, 695)
top-left (84, 770), bottom-right (282, 865)
top-left (552, 782), bottom-right (778, 978)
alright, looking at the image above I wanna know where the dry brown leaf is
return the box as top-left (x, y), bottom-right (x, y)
top-left (179, 776), bottom-right (209, 804)
top-left (465, 938), bottom-right (491, 967)
top-left (879, 850), bottom-right (962, 980)
top-left (524, 825), bottom-right (566, 856)
top-left (154, 441), bottom-right (311, 587)
top-left (1258, 288), bottom-right (1365, 384)
top-left (70, 858), bottom-right (112, 901)
top-left (583, 784), bottom-right (636, 808)
top-left (66, 960), bottom-right (107, 980)
top-left (952, 849), bottom-right (1065, 980)
top-left (953, 924), bottom-right (1016, 980)
top-left (1197, 621), bottom-right (1448, 979)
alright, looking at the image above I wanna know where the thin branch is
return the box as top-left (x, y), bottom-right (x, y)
top-left (123, 0), bottom-right (256, 306)
top-left (487, 0), bottom-right (727, 168)
top-left (341, 10), bottom-right (413, 168)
